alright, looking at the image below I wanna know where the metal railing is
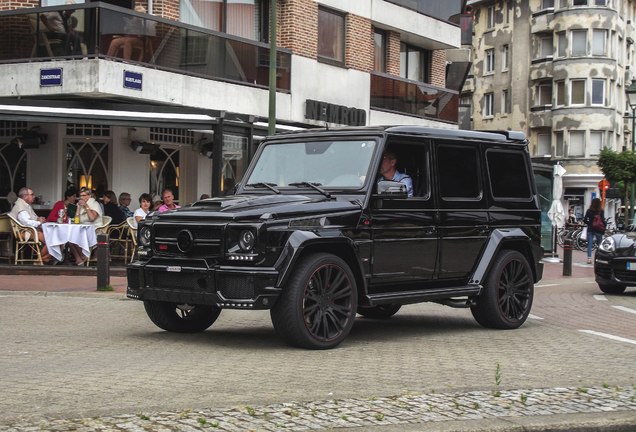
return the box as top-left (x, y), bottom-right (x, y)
top-left (0, 2), bottom-right (291, 91)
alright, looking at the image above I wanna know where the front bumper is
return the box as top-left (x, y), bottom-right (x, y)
top-left (594, 253), bottom-right (636, 287)
top-left (127, 257), bottom-right (281, 309)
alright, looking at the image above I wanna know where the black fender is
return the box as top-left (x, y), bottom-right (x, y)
top-left (470, 228), bottom-right (542, 285)
top-left (273, 230), bottom-right (366, 291)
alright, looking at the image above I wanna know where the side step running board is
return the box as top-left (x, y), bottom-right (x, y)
top-left (365, 285), bottom-right (481, 307)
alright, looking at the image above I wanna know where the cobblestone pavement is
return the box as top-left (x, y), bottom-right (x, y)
top-left (0, 385), bottom-right (634, 431)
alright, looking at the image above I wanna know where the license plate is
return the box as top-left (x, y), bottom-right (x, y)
top-left (628, 262), bottom-right (636, 271)
top-left (166, 266), bottom-right (182, 272)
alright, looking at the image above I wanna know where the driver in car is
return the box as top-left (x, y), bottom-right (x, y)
top-left (378, 151), bottom-right (413, 197)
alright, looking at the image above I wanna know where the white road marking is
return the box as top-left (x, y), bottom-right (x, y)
top-left (612, 305), bottom-right (636, 315)
top-left (579, 330), bottom-right (636, 346)
top-left (528, 314), bottom-right (544, 320)
top-left (535, 283), bottom-right (559, 288)
top-left (584, 281), bottom-right (595, 284)
top-left (593, 295), bottom-right (608, 301)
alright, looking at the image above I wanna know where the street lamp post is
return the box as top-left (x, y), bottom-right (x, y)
top-left (624, 80), bottom-right (636, 225)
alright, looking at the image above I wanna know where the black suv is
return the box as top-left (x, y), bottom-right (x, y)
top-left (127, 126), bottom-right (544, 349)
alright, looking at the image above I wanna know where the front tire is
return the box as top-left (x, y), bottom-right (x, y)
top-left (471, 250), bottom-right (533, 329)
top-left (144, 301), bottom-right (221, 333)
top-left (270, 253), bottom-right (357, 349)
top-left (598, 283), bottom-right (626, 295)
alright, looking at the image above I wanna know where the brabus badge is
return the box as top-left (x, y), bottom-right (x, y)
top-left (167, 266), bottom-right (182, 272)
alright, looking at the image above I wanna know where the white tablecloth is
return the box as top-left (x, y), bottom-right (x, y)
top-left (41, 223), bottom-right (97, 262)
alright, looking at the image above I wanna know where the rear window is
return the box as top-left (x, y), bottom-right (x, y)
top-left (486, 149), bottom-right (532, 200)
top-left (437, 145), bottom-right (481, 200)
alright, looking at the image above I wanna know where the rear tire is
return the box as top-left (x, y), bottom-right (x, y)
top-left (357, 304), bottom-right (401, 319)
top-left (144, 301), bottom-right (221, 333)
top-left (270, 253), bottom-right (357, 349)
top-left (598, 284), bottom-right (626, 295)
top-left (471, 250), bottom-right (533, 329)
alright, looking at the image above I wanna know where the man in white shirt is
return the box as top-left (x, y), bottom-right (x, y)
top-left (9, 187), bottom-right (51, 263)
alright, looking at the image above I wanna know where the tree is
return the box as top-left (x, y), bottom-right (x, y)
top-left (597, 148), bottom-right (636, 228)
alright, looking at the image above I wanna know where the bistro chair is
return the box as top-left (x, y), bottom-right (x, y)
top-left (108, 220), bottom-right (131, 262)
top-left (0, 214), bottom-right (13, 262)
top-left (7, 214), bottom-right (44, 265)
top-left (86, 216), bottom-right (112, 266)
top-left (126, 216), bottom-right (137, 263)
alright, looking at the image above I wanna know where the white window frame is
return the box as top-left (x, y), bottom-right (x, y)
top-left (555, 80), bottom-right (565, 106)
top-left (591, 79), bottom-right (605, 105)
top-left (537, 133), bottom-right (551, 156)
top-left (571, 30), bottom-right (587, 56)
top-left (568, 130), bottom-right (585, 157)
top-left (542, 0), bottom-right (555, 9)
top-left (485, 48), bottom-right (495, 74)
top-left (487, 5), bottom-right (495, 29)
top-left (570, 79), bottom-right (586, 105)
top-left (502, 89), bottom-right (510, 114)
top-left (539, 35), bottom-right (553, 58)
top-left (589, 131), bottom-right (604, 155)
top-left (555, 131), bottom-right (564, 157)
top-left (537, 82), bottom-right (553, 106)
top-left (501, 44), bottom-right (509, 71)
top-left (592, 29), bottom-right (607, 56)
top-left (557, 32), bottom-right (567, 57)
top-left (484, 93), bottom-right (494, 117)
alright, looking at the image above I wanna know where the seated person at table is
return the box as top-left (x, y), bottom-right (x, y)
top-left (77, 187), bottom-right (103, 225)
top-left (102, 190), bottom-right (125, 225)
top-left (47, 188), bottom-right (78, 223)
top-left (9, 187), bottom-right (52, 263)
top-left (158, 188), bottom-right (180, 212)
top-left (106, 5), bottom-right (153, 60)
top-left (133, 193), bottom-right (152, 226)
top-left (118, 192), bottom-right (134, 218)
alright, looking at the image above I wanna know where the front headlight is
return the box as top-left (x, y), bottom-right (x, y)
top-left (599, 236), bottom-right (615, 253)
top-left (139, 226), bottom-right (152, 247)
top-left (239, 229), bottom-right (255, 251)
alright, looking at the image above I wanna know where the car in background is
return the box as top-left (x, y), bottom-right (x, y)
top-left (594, 232), bottom-right (636, 294)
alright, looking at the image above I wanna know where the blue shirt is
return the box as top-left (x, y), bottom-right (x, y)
top-left (379, 171), bottom-right (413, 197)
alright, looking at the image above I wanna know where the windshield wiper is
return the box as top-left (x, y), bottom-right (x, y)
top-left (245, 182), bottom-right (281, 194)
top-left (289, 182), bottom-right (332, 199)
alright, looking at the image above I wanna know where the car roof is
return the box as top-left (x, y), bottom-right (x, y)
top-left (267, 126), bottom-right (527, 145)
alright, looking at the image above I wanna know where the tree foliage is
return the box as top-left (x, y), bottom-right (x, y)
top-left (597, 148), bottom-right (636, 227)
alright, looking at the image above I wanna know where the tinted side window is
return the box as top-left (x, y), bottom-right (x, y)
top-left (486, 149), bottom-right (532, 200)
top-left (437, 144), bottom-right (481, 200)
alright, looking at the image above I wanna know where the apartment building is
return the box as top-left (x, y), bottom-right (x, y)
top-left (0, 0), bottom-right (467, 211)
top-left (464, 0), bottom-right (635, 230)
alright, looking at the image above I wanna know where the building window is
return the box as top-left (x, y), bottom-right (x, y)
top-left (504, 0), bottom-right (511, 24)
top-left (502, 44), bottom-right (509, 71)
top-left (555, 131), bottom-right (564, 156)
top-left (618, 36), bottom-right (623, 64)
top-left (557, 32), bottom-right (567, 57)
top-left (539, 35), bottom-right (553, 58)
top-left (569, 131), bottom-right (585, 156)
top-left (318, 7), bottom-right (345, 64)
top-left (180, 0), bottom-right (264, 41)
top-left (537, 133), bottom-right (551, 155)
top-left (537, 82), bottom-right (553, 105)
top-left (555, 80), bottom-right (565, 106)
top-left (573, 0), bottom-right (588, 5)
top-left (502, 89), bottom-right (511, 114)
top-left (487, 5), bottom-right (495, 29)
top-left (484, 92), bottom-right (494, 117)
top-left (542, 0), bottom-right (555, 8)
top-left (594, 0), bottom-right (607, 5)
top-left (485, 48), bottom-right (495, 74)
top-left (592, 29), bottom-right (607, 55)
top-left (571, 30), bottom-right (587, 56)
top-left (590, 131), bottom-right (604, 155)
top-left (570, 79), bottom-right (586, 105)
top-left (150, 147), bottom-right (180, 202)
top-left (373, 29), bottom-right (386, 73)
top-left (400, 43), bottom-right (431, 82)
top-left (557, 0), bottom-right (568, 9)
top-left (66, 141), bottom-right (109, 194)
top-left (592, 79), bottom-right (605, 105)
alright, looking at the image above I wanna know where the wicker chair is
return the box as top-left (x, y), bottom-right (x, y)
top-left (0, 214), bottom-right (13, 262)
top-left (108, 220), bottom-right (131, 262)
top-left (7, 214), bottom-right (44, 265)
top-left (126, 216), bottom-right (138, 263)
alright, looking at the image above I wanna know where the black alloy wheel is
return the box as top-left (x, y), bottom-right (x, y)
top-left (471, 250), bottom-right (534, 329)
top-left (271, 253), bottom-right (357, 349)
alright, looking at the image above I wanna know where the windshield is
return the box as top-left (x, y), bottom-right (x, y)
top-left (245, 139), bottom-right (377, 189)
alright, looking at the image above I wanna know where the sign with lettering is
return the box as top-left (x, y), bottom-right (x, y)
top-left (305, 99), bottom-right (366, 126)
top-left (123, 70), bottom-right (143, 90)
top-left (40, 68), bottom-right (62, 87)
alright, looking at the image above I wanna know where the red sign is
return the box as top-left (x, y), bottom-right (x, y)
top-left (598, 179), bottom-right (610, 190)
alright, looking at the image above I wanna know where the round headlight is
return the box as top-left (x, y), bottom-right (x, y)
top-left (599, 236), bottom-right (615, 253)
top-left (238, 230), bottom-right (255, 251)
top-left (139, 226), bottom-right (152, 247)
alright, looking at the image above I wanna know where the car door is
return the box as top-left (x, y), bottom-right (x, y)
top-left (433, 141), bottom-right (489, 282)
top-left (367, 140), bottom-right (438, 294)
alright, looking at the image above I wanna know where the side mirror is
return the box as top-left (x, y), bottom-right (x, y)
top-left (376, 180), bottom-right (408, 198)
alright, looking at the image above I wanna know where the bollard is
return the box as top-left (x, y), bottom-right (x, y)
top-left (562, 238), bottom-right (572, 276)
top-left (96, 233), bottom-right (110, 290)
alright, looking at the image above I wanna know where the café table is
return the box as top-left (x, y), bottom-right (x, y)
top-left (41, 222), bottom-right (97, 262)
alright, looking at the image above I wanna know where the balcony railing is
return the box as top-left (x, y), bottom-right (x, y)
top-left (0, 2), bottom-right (291, 91)
top-left (370, 73), bottom-right (458, 124)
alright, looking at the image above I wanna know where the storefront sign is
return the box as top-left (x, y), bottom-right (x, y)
top-left (123, 71), bottom-right (143, 90)
top-left (40, 68), bottom-right (62, 87)
top-left (305, 99), bottom-right (366, 126)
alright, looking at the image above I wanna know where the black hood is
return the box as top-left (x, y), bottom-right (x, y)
top-left (151, 194), bottom-right (363, 221)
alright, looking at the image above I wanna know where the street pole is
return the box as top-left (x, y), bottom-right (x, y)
top-left (268, 0), bottom-right (277, 136)
top-left (632, 107), bottom-right (636, 225)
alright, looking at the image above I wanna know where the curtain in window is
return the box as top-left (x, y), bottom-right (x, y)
top-left (181, 0), bottom-right (223, 31)
top-left (589, 132), bottom-right (603, 155)
top-left (318, 9), bottom-right (344, 62)
top-left (227, 1), bottom-right (258, 40)
top-left (569, 131), bottom-right (585, 156)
